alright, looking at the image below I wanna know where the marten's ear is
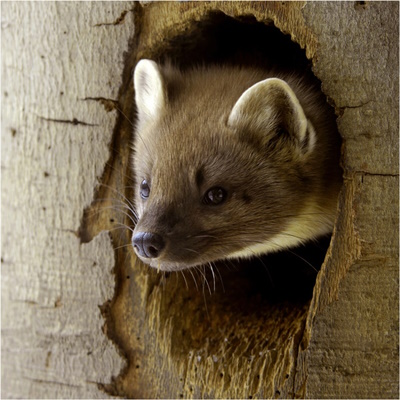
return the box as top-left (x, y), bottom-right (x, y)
top-left (228, 78), bottom-right (316, 156)
top-left (134, 59), bottom-right (166, 126)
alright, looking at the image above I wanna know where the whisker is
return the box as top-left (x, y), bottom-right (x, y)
top-left (112, 221), bottom-right (135, 234)
top-left (183, 247), bottom-right (201, 255)
top-left (188, 234), bottom-right (218, 240)
top-left (197, 266), bottom-right (210, 319)
top-left (253, 255), bottom-right (274, 287)
top-left (97, 182), bottom-right (136, 212)
top-left (197, 265), bottom-right (212, 296)
top-left (180, 271), bottom-right (189, 290)
top-left (284, 249), bottom-right (318, 273)
top-left (113, 243), bottom-right (133, 251)
top-left (90, 196), bottom-right (138, 218)
top-left (103, 160), bottom-right (135, 184)
top-left (208, 262), bottom-right (216, 293)
top-left (89, 194), bottom-right (137, 217)
top-left (188, 268), bottom-right (199, 291)
top-left (110, 102), bottom-right (135, 129)
top-left (114, 102), bottom-right (153, 158)
top-left (215, 264), bottom-right (225, 293)
top-left (89, 205), bottom-right (137, 226)
top-left (106, 225), bottom-right (133, 235)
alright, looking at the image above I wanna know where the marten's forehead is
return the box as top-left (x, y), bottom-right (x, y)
top-left (136, 109), bottom-right (266, 187)
top-left (155, 132), bottom-right (230, 170)
top-left (151, 137), bottom-right (259, 192)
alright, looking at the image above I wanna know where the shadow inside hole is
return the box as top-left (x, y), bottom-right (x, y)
top-left (155, 11), bottom-right (313, 75)
top-left (172, 235), bottom-right (331, 313)
top-left (213, 235), bottom-right (331, 305)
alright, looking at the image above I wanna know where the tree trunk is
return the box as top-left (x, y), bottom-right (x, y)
top-left (1, 2), bottom-right (131, 398)
top-left (2, 1), bottom-right (398, 399)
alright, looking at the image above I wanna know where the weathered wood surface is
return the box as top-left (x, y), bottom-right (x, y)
top-left (297, 3), bottom-right (399, 398)
top-left (1, 2), bottom-right (133, 398)
top-left (2, 1), bottom-right (398, 399)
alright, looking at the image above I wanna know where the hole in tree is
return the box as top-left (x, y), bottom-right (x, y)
top-left (127, 10), bottom-right (341, 396)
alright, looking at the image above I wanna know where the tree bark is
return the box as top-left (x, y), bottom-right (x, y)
top-left (1, 2), bottom-right (132, 398)
top-left (2, 1), bottom-right (398, 399)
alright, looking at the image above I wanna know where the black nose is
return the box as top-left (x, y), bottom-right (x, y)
top-left (132, 232), bottom-right (165, 259)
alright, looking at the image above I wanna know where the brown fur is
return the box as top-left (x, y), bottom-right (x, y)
top-left (132, 61), bottom-right (342, 271)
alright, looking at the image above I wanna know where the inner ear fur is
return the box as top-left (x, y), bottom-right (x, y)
top-left (134, 59), bottom-right (166, 126)
top-left (227, 78), bottom-right (316, 155)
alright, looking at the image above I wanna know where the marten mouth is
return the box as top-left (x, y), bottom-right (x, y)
top-left (136, 251), bottom-right (224, 272)
top-left (149, 259), bottom-right (199, 272)
top-left (136, 249), bottom-right (252, 272)
top-left (135, 249), bottom-right (215, 271)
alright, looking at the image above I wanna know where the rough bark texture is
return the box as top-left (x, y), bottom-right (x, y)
top-left (2, 1), bottom-right (398, 400)
top-left (1, 2), bottom-right (131, 398)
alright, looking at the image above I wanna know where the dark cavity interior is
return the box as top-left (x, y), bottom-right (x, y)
top-left (156, 12), bottom-right (313, 74)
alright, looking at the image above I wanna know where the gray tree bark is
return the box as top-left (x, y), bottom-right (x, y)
top-left (1, 2), bottom-right (132, 398)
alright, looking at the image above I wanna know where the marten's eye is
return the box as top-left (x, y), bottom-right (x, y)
top-left (203, 187), bottom-right (227, 206)
top-left (140, 179), bottom-right (150, 199)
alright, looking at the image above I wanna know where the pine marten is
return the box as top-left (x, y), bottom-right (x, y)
top-left (131, 59), bottom-right (341, 272)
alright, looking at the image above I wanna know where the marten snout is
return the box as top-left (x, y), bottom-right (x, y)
top-left (132, 231), bottom-right (166, 259)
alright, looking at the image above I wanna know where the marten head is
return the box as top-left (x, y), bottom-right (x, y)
top-left (131, 59), bottom-right (337, 271)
